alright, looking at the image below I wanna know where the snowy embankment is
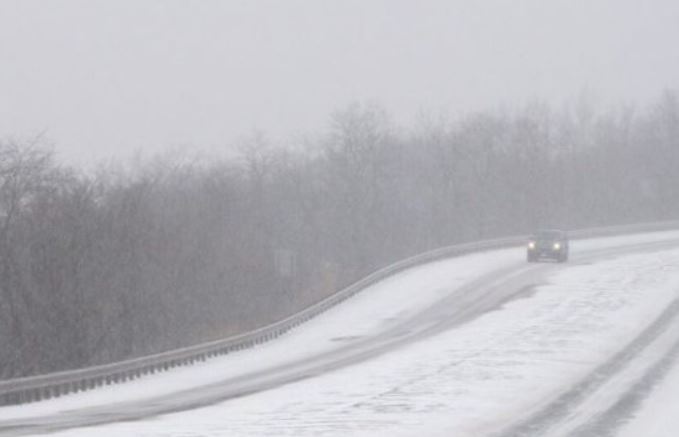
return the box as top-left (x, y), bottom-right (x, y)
top-left (4, 231), bottom-right (679, 437)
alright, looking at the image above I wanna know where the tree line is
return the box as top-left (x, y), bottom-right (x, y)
top-left (1, 91), bottom-right (678, 378)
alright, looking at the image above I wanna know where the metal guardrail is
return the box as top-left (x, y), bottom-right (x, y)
top-left (1, 220), bottom-right (678, 406)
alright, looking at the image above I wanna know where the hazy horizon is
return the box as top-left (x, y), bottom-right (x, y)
top-left (2, 0), bottom-right (678, 167)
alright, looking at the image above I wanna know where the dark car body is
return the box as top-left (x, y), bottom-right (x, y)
top-left (527, 229), bottom-right (569, 262)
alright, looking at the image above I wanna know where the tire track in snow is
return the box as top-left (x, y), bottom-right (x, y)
top-left (494, 295), bottom-right (679, 437)
top-left (569, 319), bottom-right (679, 436)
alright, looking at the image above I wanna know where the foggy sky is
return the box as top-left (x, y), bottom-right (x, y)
top-left (1, 0), bottom-right (678, 167)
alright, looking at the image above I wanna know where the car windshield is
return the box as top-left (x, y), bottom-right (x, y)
top-left (534, 231), bottom-right (564, 240)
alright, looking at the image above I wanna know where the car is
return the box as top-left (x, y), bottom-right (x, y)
top-left (527, 229), bottom-right (569, 263)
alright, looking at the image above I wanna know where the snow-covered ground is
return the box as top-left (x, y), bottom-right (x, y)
top-left (2, 230), bottom-right (674, 437)
top-left (616, 314), bottom-right (679, 437)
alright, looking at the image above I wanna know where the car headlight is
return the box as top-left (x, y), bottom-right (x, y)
top-left (553, 243), bottom-right (561, 250)
top-left (528, 241), bottom-right (536, 249)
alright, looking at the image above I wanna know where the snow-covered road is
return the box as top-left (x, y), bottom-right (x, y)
top-left (4, 232), bottom-right (679, 437)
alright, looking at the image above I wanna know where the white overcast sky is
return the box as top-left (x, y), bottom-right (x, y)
top-left (1, 0), bottom-right (678, 167)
